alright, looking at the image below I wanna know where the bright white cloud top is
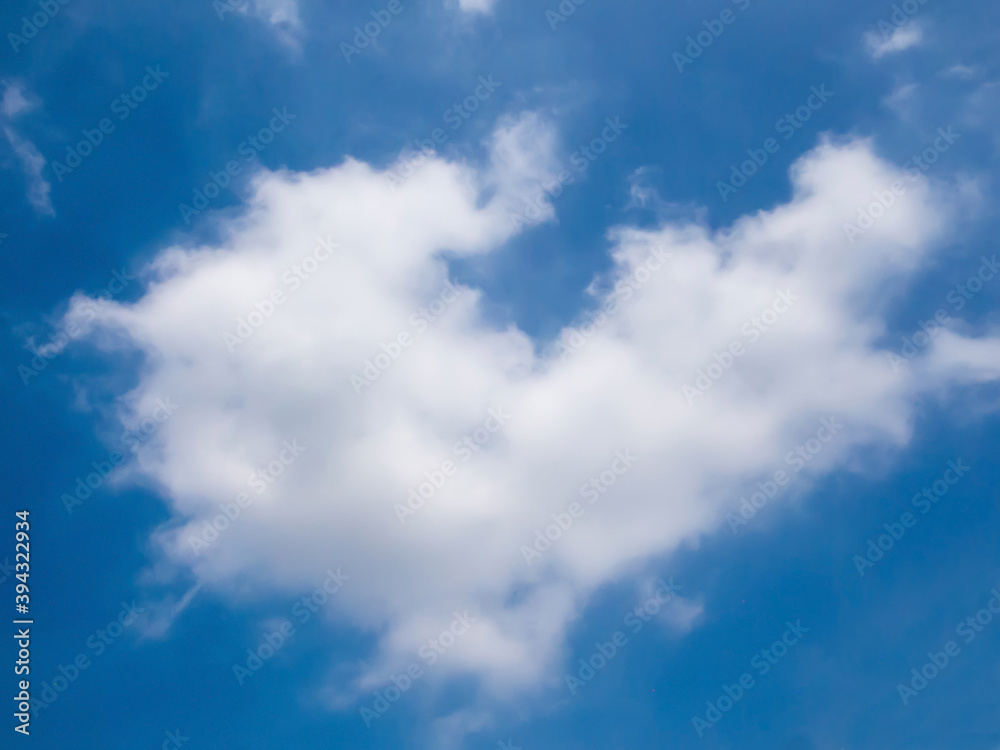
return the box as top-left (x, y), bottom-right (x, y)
top-left (59, 112), bottom-right (1000, 707)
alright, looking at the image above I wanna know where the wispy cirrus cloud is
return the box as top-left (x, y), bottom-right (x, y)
top-left (866, 23), bottom-right (924, 59)
top-left (1, 81), bottom-right (53, 217)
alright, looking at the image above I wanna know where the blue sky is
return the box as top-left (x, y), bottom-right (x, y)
top-left (2, 0), bottom-right (1000, 748)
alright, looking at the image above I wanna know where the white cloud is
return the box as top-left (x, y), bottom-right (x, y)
top-left (943, 64), bottom-right (980, 80)
top-left (952, 80), bottom-right (1000, 156)
top-left (1, 81), bottom-right (53, 217)
top-left (3, 126), bottom-right (53, 216)
top-left (222, 0), bottom-right (303, 49)
top-left (625, 166), bottom-right (661, 209)
top-left (866, 23), bottom-right (924, 59)
top-left (457, 0), bottom-right (499, 13)
top-left (2, 82), bottom-right (32, 118)
top-left (57, 115), bottom-right (1000, 718)
top-left (252, 0), bottom-right (302, 45)
top-left (883, 82), bottom-right (919, 119)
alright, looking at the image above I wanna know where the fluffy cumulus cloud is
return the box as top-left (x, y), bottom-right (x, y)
top-left (58, 113), bottom-right (1000, 710)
